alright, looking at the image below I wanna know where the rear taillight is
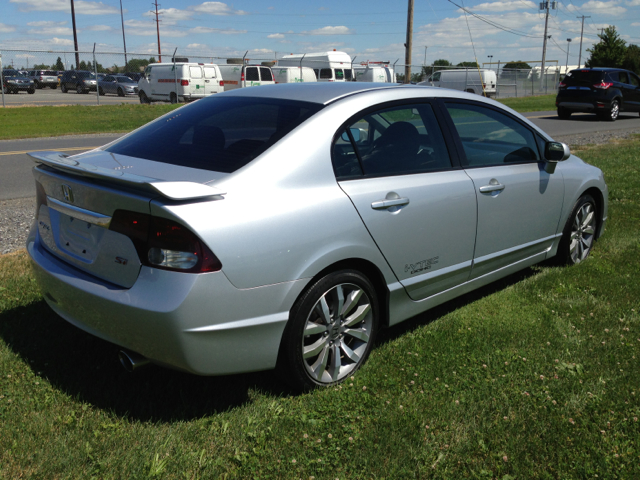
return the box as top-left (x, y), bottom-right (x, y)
top-left (241, 70), bottom-right (245, 83)
top-left (219, 80), bottom-right (224, 86)
top-left (109, 210), bottom-right (221, 273)
top-left (558, 82), bottom-right (566, 88)
top-left (180, 79), bottom-right (189, 86)
top-left (39, 76), bottom-right (44, 80)
top-left (593, 81), bottom-right (613, 89)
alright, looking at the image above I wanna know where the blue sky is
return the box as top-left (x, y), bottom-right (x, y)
top-left (1, 0), bottom-right (639, 67)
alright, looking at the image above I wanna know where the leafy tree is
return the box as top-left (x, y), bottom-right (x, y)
top-left (54, 57), bottom-right (65, 71)
top-left (503, 61), bottom-right (531, 70)
top-left (585, 26), bottom-right (626, 68)
top-left (456, 61), bottom-right (479, 68)
top-left (124, 58), bottom-right (153, 73)
top-left (78, 60), bottom-right (87, 70)
top-left (622, 44), bottom-right (640, 74)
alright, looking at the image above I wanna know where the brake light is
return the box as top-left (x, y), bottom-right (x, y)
top-left (180, 79), bottom-right (189, 86)
top-left (109, 210), bottom-right (221, 273)
top-left (39, 76), bottom-right (44, 80)
top-left (241, 70), bottom-right (245, 83)
top-left (219, 80), bottom-right (224, 86)
top-left (593, 81), bottom-right (613, 89)
top-left (558, 82), bottom-right (566, 88)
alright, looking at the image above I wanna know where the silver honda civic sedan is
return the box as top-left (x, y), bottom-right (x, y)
top-left (26, 83), bottom-right (608, 390)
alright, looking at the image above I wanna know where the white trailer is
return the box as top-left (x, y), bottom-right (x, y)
top-left (277, 51), bottom-right (353, 82)
top-left (353, 62), bottom-right (395, 83)
top-left (272, 66), bottom-right (317, 83)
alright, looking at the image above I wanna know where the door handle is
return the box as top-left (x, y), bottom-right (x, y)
top-left (371, 197), bottom-right (410, 210)
top-left (479, 183), bottom-right (505, 193)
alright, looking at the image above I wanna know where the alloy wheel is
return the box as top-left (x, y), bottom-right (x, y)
top-left (569, 201), bottom-right (596, 264)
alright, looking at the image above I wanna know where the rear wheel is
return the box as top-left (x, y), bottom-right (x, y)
top-left (61, 83), bottom-right (67, 93)
top-left (27, 87), bottom-right (35, 94)
top-left (557, 107), bottom-right (571, 119)
top-left (557, 194), bottom-right (597, 265)
top-left (278, 269), bottom-right (379, 391)
top-left (76, 84), bottom-right (85, 94)
top-left (169, 92), bottom-right (178, 104)
top-left (599, 100), bottom-right (619, 121)
top-left (117, 88), bottom-right (125, 97)
top-left (98, 87), bottom-right (105, 96)
top-left (139, 91), bottom-right (150, 104)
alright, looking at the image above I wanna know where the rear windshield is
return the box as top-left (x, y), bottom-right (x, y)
top-left (564, 70), bottom-right (608, 85)
top-left (105, 96), bottom-right (323, 173)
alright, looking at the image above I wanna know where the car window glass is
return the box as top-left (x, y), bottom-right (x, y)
top-left (245, 67), bottom-right (259, 81)
top-left (630, 74), bottom-right (640, 87)
top-left (344, 69), bottom-right (352, 80)
top-left (104, 76), bottom-right (113, 82)
top-left (432, 72), bottom-right (441, 82)
top-left (445, 102), bottom-right (540, 167)
top-left (106, 97), bottom-right (323, 174)
top-left (189, 66), bottom-right (203, 79)
top-left (320, 68), bottom-right (332, 79)
top-left (259, 67), bottom-right (273, 81)
top-left (333, 103), bottom-right (452, 178)
top-left (335, 69), bottom-right (344, 80)
top-left (204, 67), bottom-right (217, 79)
top-left (618, 71), bottom-right (629, 84)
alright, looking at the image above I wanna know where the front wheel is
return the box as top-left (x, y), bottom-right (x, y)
top-left (98, 87), bottom-right (105, 96)
top-left (61, 84), bottom-right (67, 93)
top-left (600, 100), bottom-right (619, 122)
top-left (278, 270), bottom-right (379, 391)
top-left (117, 88), bottom-right (125, 97)
top-left (27, 88), bottom-right (35, 94)
top-left (139, 91), bottom-right (150, 104)
top-left (169, 92), bottom-right (178, 104)
top-left (76, 84), bottom-right (85, 94)
top-left (557, 195), bottom-right (597, 265)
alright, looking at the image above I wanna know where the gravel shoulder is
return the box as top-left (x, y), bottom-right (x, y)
top-left (1, 129), bottom-right (638, 256)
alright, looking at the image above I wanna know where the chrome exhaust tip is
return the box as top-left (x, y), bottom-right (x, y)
top-left (118, 349), bottom-right (151, 372)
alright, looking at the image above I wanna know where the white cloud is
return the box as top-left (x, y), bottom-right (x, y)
top-left (124, 20), bottom-right (188, 37)
top-left (626, 0), bottom-right (640, 5)
top-left (52, 37), bottom-right (74, 45)
top-left (143, 8), bottom-right (194, 25)
top-left (189, 26), bottom-right (247, 34)
top-left (632, 22), bottom-right (640, 26)
top-left (28, 27), bottom-right (74, 35)
top-left (10, 0), bottom-right (118, 15)
top-left (268, 33), bottom-right (285, 39)
top-left (469, 1), bottom-right (536, 12)
top-left (84, 25), bottom-right (113, 32)
top-left (27, 21), bottom-right (66, 27)
top-left (302, 26), bottom-right (353, 35)
top-left (579, 0), bottom-right (626, 15)
top-left (0, 23), bottom-right (17, 33)
top-left (190, 2), bottom-right (247, 15)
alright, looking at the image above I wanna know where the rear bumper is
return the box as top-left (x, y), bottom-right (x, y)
top-left (27, 231), bottom-right (307, 376)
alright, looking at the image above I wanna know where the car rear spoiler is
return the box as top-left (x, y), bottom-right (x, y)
top-left (27, 151), bottom-right (226, 201)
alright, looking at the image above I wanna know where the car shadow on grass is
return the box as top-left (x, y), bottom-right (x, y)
top-left (0, 266), bottom-right (542, 422)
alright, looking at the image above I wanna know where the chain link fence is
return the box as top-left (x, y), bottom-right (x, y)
top-left (2, 48), bottom-right (561, 105)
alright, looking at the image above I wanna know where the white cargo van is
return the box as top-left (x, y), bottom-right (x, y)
top-left (272, 66), bottom-right (316, 83)
top-left (353, 63), bottom-right (395, 83)
top-left (217, 64), bottom-right (276, 91)
top-left (138, 62), bottom-right (223, 104)
top-left (420, 69), bottom-right (497, 97)
top-left (278, 51), bottom-right (353, 82)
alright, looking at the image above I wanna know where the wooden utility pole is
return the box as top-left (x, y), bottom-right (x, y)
top-left (70, 0), bottom-right (80, 69)
top-left (540, 1), bottom-right (552, 90)
top-left (404, 0), bottom-right (414, 84)
top-left (153, 0), bottom-right (162, 62)
top-left (576, 15), bottom-right (590, 68)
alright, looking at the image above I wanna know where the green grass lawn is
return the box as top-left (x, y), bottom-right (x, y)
top-left (1, 137), bottom-right (639, 478)
top-left (0, 95), bottom-right (559, 141)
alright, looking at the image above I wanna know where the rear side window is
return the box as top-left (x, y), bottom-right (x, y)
top-left (189, 66), bottom-right (203, 79)
top-left (260, 67), bottom-right (273, 81)
top-left (344, 69), bottom-right (352, 80)
top-left (203, 67), bottom-right (217, 79)
top-left (105, 97), bottom-right (323, 173)
top-left (320, 69), bottom-right (333, 79)
top-left (245, 67), bottom-right (259, 81)
top-left (335, 69), bottom-right (344, 80)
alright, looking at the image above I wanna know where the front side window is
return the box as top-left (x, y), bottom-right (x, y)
top-left (106, 97), bottom-right (323, 173)
top-left (333, 103), bottom-right (452, 178)
top-left (445, 102), bottom-right (540, 167)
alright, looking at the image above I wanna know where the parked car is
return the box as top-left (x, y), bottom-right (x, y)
top-left (28, 69), bottom-right (58, 89)
top-left (124, 72), bottom-right (143, 82)
top-left (26, 83), bottom-right (608, 390)
top-left (98, 75), bottom-right (139, 96)
top-left (556, 67), bottom-right (640, 121)
top-left (2, 69), bottom-right (35, 94)
top-left (59, 70), bottom-right (98, 94)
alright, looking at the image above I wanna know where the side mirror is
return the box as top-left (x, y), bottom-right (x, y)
top-left (341, 127), bottom-right (362, 143)
top-left (544, 141), bottom-right (570, 173)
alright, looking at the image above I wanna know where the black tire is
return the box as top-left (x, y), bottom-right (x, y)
top-left (600, 100), bottom-right (619, 122)
top-left (117, 88), bottom-right (124, 97)
top-left (98, 87), bottom-right (105, 96)
top-left (27, 88), bottom-right (35, 94)
top-left (76, 84), bottom-right (84, 94)
top-left (557, 107), bottom-right (571, 119)
top-left (139, 91), bottom-right (150, 104)
top-left (169, 92), bottom-right (178, 104)
top-left (557, 194), bottom-right (598, 265)
top-left (34, 81), bottom-right (41, 89)
top-left (277, 269), bottom-right (379, 391)
top-left (61, 83), bottom-right (67, 93)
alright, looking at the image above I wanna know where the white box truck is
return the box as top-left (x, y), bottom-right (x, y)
top-left (353, 62), bottom-right (395, 83)
top-left (277, 51), bottom-right (353, 82)
top-left (272, 66), bottom-right (317, 83)
top-left (138, 62), bottom-right (223, 104)
top-left (419, 69), bottom-right (497, 97)
top-left (217, 64), bottom-right (276, 91)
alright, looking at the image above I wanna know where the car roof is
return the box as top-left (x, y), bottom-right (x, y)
top-left (221, 82), bottom-right (414, 105)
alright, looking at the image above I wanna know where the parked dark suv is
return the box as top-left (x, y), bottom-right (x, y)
top-left (556, 67), bottom-right (640, 121)
top-left (60, 70), bottom-right (98, 94)
top-left (2, 69), bottom-right (36, 94)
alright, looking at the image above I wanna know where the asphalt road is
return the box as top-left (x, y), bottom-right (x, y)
top-left (1, 110), bottom-right (639, 201)
top-left (0, 87), bottom-right (140, 107)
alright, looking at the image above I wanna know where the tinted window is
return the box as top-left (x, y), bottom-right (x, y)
top-left (245, 67), bottom-right (259, 81)
top-left (630, 73), bottom-right (640, 87)
top-left (77, 71), bottom-right (95, 79)
top-left (445, 102), bottom-right (539, 167)
top-left (344, 69), bottom-right (352, 80)
top-left (3, 70), bottom-right (19, 77)
top-left (618, 71), bottom-right (629, 84)
top-left (116, 76), bottom-right (135, 83)
top-left (106, 97), bottom-right (323, 173)
top-left (260, 67), bottom-right (273, 81)
top-left (333, 103), bottom-right (452, 178)
top-left (104, 76), bottom-right (114, 82)
top-left (320, 68), bottom-right (332, 79)
top-left (564, 70), bottom-right (605, 85)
